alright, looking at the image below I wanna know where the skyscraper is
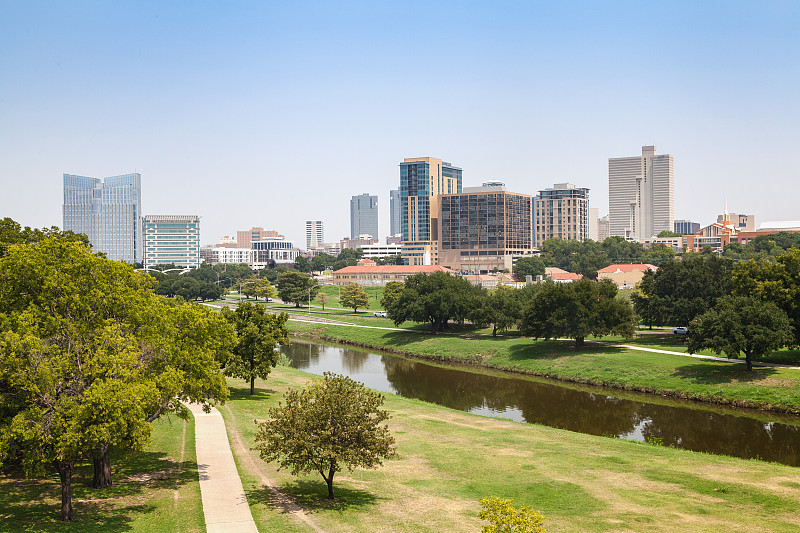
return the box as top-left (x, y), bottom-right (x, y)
top-left (534, 183), bottom-right (590, 246)
top-left (63, 173), bottom-right (142, 264)
top-left (608, 146), bottom-right (674, 240)
top-left (350, 193), bottom-right (378, 240)
top-left (143, 215), bottom-right (200, 269)
top-left (306, 220), bottom-right (324, 250)
top-left (399, 157), bottom-right (462, 265)
top-left (389, 189), bottom-right (401, 237)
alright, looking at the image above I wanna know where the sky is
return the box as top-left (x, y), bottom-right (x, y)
top-left (1, 1), bottom-right (798, 248)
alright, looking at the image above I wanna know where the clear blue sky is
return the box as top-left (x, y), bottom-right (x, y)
top-left (1, 1), bottom-right (798, 247)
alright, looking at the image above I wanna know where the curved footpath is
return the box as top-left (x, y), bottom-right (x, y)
top-left (186, 403), bottom-right (258, 533)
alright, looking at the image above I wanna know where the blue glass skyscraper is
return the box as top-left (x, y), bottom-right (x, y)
top-left (63, 173), bottom-right (142, 264)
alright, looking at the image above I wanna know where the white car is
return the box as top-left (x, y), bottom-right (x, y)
top-left (673, 327), bottom-right (688, 335)
top-left (374, 311), bottom-right (388, 318)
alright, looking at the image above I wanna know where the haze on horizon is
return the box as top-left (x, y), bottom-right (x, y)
top-left (1, 1), bottom-right (798, 248)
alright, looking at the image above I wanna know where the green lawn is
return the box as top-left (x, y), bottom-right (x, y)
top-left (221, 367), bottom-right (800, 533)
top-left (0, 416), bottom-right (204, 532)
top-left (286, 320), bottom-right (800, 413)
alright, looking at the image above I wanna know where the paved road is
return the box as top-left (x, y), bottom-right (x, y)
top-left (187, 403), bottom-right (258, 533)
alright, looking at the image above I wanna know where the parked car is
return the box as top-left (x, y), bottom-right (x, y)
top-left (374, 311), bottom-right (388, 318)
top-left (673, 327), bottom-right (688, 335)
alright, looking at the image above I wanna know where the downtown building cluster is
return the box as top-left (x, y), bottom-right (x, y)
top-left (63, 173), bottom-right (200, 269)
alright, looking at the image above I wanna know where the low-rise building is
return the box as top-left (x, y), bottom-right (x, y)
top-left (545, 267), bottom-right (583, 283)
top-left (597, 263), bottom-right (657, 289)
top-left (332, 262), bottom-right (454, 286)
top-left (143, 215), bottom-right (200, 269)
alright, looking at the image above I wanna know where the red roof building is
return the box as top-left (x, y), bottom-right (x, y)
top-left (597, 263), bottom-right (657, 289)
top-left (544, 267), bottom-right (583, 282)
top-left (332, 264), bottom-right (455, 286)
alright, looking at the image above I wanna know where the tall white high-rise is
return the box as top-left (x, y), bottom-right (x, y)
top-left (306, 220), bottom-right (324, 250)
top-left (608, 146), bottom-right (674, 240)
top-left (389, 189), bottom-right (401, 237)
top-left (143, 215), bottom-right (200, 269)
top-left (63, 173), bottom-right (142, 264)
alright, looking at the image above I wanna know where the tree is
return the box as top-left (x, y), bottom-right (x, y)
top-left (222, 301), bottom-right (290, 394)
top-left (0, 239), bottom-right (234, 519)
top-left (640, 243), bottom-right (675, 265)
top-left (631, 269), bottom-right (669, 329)
top-left (657, 230), bottom-right (682, 238)
top-left (294, 256), bottom-right (311, 272)
top-left (383, 272), bottom-right (480, 333)
top-left (519, 279), bottom-right (636, 347)
top-left (688, 296), bottom-right (793, 371)
top-left (277, 271), bottom-right (319, 307)
top-left (633, 254), bottom-right (734, 327)
top-left (316, 291), bottom-right (330, 310)
top-left (478, 497), bottom-right (547, 533)
top-left (253, 278), bottom-right (277, 301)
top-left (310, 253), bottom-right (336, 272)
top-left (253, 372), bottom-right (397, 499)
top-left (732, 249), bottom-right (800, 345)
top-left (380, 281), bottom-right (405, 309)
top-left (513, 256), bottom-right (546, 280)
top-left (0, 217), bottom-right (89, 257)
top-left (471, 285), bottom-right (522, 337)
top-left (340, 282), bottom-right (369, 313)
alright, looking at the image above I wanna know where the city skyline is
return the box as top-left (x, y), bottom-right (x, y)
top-left (2, 2), bottom-right (798, 247)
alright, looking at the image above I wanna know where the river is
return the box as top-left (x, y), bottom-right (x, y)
top-left (280, 340), bottom-right (800, 466)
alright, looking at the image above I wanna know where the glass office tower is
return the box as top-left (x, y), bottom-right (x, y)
top-left (63, 173), bottom-right (142, 264)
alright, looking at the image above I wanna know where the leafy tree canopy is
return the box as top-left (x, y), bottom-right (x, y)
top-left (513, 256), bottom-right (546, 280)
top-left (688, 295), bottom-right (793, 371)
top-left (222, 302), bottom-right (289, 394)
top-left (383, 272), bottom-right (480, 333)
top-left (253, 372), bottom-right (396, 499)
top-left (0, 217), bottom-right (89, 257)
top-left (519, 278), bottom-right (636, 347)
top-left (340, 282), bottom-right (370, 313)
top-left (276, 271), bottom-right (319, 307)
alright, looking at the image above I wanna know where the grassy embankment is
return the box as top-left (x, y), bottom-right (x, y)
top-left (221, 367), bottom-right (800, 533)
top-left (286, 319), bottom-right (800, 413)
top-left (0, 416), bottom-right (204, 532)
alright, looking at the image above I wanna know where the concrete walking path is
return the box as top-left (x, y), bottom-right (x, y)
top-left (187, 403), bottom-right (259, 533)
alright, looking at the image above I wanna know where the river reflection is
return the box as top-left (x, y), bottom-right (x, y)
top-left (282, 341), bottom-right (800, 466)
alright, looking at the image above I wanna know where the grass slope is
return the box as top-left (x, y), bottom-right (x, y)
top-left (222, 367), bottom-right (800, 533)
top-left (286, 320), bottom-right (800, 413)
top-left (0, 416), bottom-right (204, 532)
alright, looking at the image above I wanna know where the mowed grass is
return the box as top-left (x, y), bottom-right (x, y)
top-left (0, 415), bottom-right (203, 532)
top-left (221, 367), bottom-right (800, 533)
top-left (286, 320), bottom-right (800, 413)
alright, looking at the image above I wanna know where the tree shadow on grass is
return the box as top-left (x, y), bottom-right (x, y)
top-left (672, 363), bottom-right (778, 384)
top-left (0, 448), bottom-right (197, 532)
top-left (505, 339), bottom-right (626, 362)
top-left (266, 479), bottom-right (381, 513)
top-left (227, 387), bottom-right (277, 402)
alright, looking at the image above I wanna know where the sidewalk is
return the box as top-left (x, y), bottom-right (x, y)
top-left (187, 403), bottom-right (258, 533)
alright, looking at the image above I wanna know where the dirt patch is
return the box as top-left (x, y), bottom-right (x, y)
top-left (222, 405), bottom-right (325, 533)
top-left (754, 377), bottom-right (798, 388)
top-left (127, 469), bottom-right (176, 483)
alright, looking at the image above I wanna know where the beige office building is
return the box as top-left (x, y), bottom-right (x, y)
top-left (609, 146), bottom-right (674, 240)
top-left (399, 157), bottom-right (462, 265)
top-left (534, 183), bottom-right (589, 245)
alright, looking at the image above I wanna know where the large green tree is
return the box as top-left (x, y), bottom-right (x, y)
top-left (632, 254), bottom-right (734, 327)
top-left (340, 282), bottom-right (369, 313)
top-left (513, 256), bottom-right (546, 280)
top-left (688, 296), bottom-right (793, 371)
top-left (222, 302), bottom-right (290, 394)
top-left (383, 272), bottom-right (480, 333)
top-left (0, 240), bottom-right (234, 519)
top-left (471, 285), bottom-right (523, 337)
top-left (732, 249), bottom-right (800, 345)
top-left (0, 217), bottom-right (89, 257)
top-left (277, 271), bottom-right (320, 307)
top-left (253, 372), bottom-right (396, 499)
top-left (519, 279), bottom-right (636, 347)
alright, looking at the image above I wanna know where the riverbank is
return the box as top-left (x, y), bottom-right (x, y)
top-left (286, 319), bottom-right (800, 414)
top-left (220, 367), bottom-right (800, 533)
